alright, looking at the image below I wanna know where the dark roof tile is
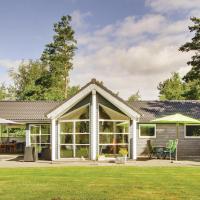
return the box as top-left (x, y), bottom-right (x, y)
top-left (129, 100), bottom-right (200, 122)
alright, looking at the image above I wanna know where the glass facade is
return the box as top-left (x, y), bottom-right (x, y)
top-left (30, 124), bottom-right (51, 156)
top-left (99, 120), bottom-right (129, 157)
top-left (0, 125), bottom-right (25, 153)
top-left (60, 121), bottom-right (90, 158)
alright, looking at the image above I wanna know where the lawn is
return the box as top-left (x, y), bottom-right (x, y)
top-left (0, 166), bottom-right (200, 200)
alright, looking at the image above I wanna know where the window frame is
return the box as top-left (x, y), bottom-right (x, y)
top-left (139, 124), bottom-right (156, 139)
top-left (29, 124), bottom-right (51, 145)
top-left (184, 124), bottom-right (200, 139)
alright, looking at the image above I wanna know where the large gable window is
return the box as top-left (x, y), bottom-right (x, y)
top-left (139, 124), bottom-right (156, 138)
top-left (185, 125), bottom-right (200, 138)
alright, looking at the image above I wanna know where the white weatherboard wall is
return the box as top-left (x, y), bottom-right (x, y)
top-left (91, 89), bottom-right (97, 160)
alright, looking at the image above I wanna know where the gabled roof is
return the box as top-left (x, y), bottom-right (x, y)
top-left (129, 100), bottom-right (200, 122)
top-left (47, 79), bottom-right (141, 119)
top-left (0, 80), bottom-right (200, 123)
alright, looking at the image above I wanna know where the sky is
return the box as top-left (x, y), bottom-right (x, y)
top-left (0, 0), bottom-right (200, 100)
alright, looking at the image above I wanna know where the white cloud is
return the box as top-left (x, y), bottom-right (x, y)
top-left (71, 9), bottom-right (194, 100)
top-left (1, 3), bottom-right (197, 100)
top-left (0, 59), bottom-right (21, 69)
top-left (71, 10), bottom-right (91, 30)
top-left (0, 59), bottom-right (22, 85)
top-left (115, 14), bottom-right (166, 37)
top-left (146, 0), bottom-right (200, 13)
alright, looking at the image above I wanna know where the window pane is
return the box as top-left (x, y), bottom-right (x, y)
top-left (30, 126), bottom-right (40, 135)
top-left (60, 122), bottom-right (73, 133)
top-left (116, 134), bottom-right (128, 143)
top-left (99, 134), bottom-right (114, 144)
top-left (60, 145), bottom-right (73, 158)
top-left (0, 125), bottom-right (8, 137)
top-left (41, 125), bottom-right (50, 135)
top-left (115, 122), bottom-right (129, 133)
top-left (8, 127), bottom-right (25, 137)
top-left (76, 134), bottom-right (89, 144)
top-left (140, 125), bottom-right (155, 137)
top-left (76, 145), bottom-right (89, 158)
top-left (41, 135), bottom-right (50, 143)
top-left (99, 122), bottom-right (114, 133)
top-left (186, 125), bottom-right (200, 137)
top-left (75, 121), bottom-right (89, 133)
top-left (31, 144), bottom-right (42, 154)
top-left (31, 135), bottom-right (40, 143)
top-left (60, 134), bottom-right (73, 144)
top-left (99, 145), bottom-right (128, 156)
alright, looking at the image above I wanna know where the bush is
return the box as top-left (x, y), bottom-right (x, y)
top-left (119, 148), bottom-right (128, 157)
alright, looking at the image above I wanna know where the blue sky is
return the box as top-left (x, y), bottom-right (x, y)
top-left (0, 0), bottom-right (200, 99)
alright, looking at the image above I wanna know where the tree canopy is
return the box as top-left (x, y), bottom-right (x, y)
top-left (0, 84), bottom-right (7, 100)
top-left (158, 17), bottom-right (200, 100)
top-left (158, 73), bottom-right (185, 100)
top-left (127, 91), bottom-right (141, 102)
top-left (10, 15), bottom-right (78, 101)
top-left (179, 17), bottom-right (200, 83)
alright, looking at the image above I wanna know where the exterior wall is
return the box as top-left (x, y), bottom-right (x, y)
top-left (137, 124), bottom-right (200, 159)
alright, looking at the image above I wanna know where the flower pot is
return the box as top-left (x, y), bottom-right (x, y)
top-left (115, 156), bottom-right (127, 164)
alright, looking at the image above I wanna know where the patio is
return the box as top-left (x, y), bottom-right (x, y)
top-left (0, 154), bottom-right (200, 168)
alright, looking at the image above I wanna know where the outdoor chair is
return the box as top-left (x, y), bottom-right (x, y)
top-left (163, 140), bottom-right (177, 160)
top-left (0, 144), bottom-right (6, 153)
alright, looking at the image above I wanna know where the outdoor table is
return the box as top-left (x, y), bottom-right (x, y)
top-left (153, 146), bottom-right (166, 159)
top-left (0, 143), bottom-right (17, 153)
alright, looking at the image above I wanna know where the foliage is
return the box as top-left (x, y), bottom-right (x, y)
top-left (119, 148), bottom-right (128, 156)
top-left (10, 15), bottom-right (78, 100)
top-left (158, 17), bottom-right (200, 100)
top-left (41, 15), bottom-right (77, 99)
top-left (127, 90), bottom-right (141, 102)
top-left (0, 84), bottom-right (7, 100)
top-left (158, 72), bottom-right (185, 100)
top-left (76, 147), bottom-right (89, 158)
top-left (179, 17), bottom-right (200, 99)
top-left (183, 80), bottom-right (200, 100)
top-left (67, 85), bottom-right (80, 98)
top-left (10, 60), bottom-right (47, 100)
top-left (179, 17), bottom-right (200, 83)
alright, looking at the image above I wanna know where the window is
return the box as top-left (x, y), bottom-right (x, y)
top-left (30, 124), bottom-right (51, 154)
top-left (185, 125), bottom-right (200, 138)
top-left (139, 124), bottom-right (156, 138)
top-left (0, 125), bottom-right (25, 143)
top-left (60, 120), bottom-right (90, 158)
top-left (99, 120), bottom-right (129, 157)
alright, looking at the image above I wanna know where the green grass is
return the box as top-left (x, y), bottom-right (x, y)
top-left (0, 166), bottom-right (200, 200)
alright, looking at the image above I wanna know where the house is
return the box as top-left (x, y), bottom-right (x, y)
top-left (0, 79), bottom-right (200, 160)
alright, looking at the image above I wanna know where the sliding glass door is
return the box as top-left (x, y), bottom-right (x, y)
top-left (30, 124), bottom-right (51, 157)
top-left (99, 120), bottom-right (129, 157)
top-left (60, 120), bottom-right (90, 158)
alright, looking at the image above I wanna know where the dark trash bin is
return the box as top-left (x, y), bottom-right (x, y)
top-left (41, 148), bottom-right (51, 160)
